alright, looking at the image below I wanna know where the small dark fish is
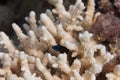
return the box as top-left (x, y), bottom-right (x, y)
top-left (52, 45), bottom-right (70, 53)
top-left (52, 45), bottom-right (76, 65)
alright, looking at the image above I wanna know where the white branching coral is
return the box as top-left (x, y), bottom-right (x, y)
top-left (106, 65), bottom-right (120, 80)
top-left (0, 0), bottom-right (116, 80)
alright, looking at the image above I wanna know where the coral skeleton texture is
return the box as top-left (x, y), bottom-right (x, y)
top-left (0, 0), bottom-right (119, 80)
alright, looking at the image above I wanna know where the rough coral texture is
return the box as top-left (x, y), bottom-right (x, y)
top-left (98, 0), bottom-right (120, 16)
top-left (91, 14), bottom-right (120, 42)
top-left (0, 0), bottom-right (119, 80)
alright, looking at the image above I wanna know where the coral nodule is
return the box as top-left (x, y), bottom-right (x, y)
top-left (0, 0), bottom-right (120, 80)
